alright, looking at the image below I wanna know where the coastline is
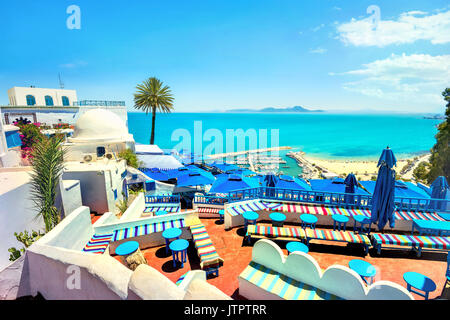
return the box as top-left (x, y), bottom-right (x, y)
top-left (287, 151), bottom-right (430, 181)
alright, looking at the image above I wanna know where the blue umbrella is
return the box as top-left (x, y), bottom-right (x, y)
top-left (370, 148), bottom-right (397, 230)
top-left (211, 162), bottom-right (240, 172)
top-left (430, 176), bottom-right (449, 211)
top-left (177, 170), bottom-right (216, 187)
top-left (227, 168), bottom-right (257, 177)
top-left (275, 175), bottom-right (312, 191)
top-left (344, 173), bottom-right (358, 204)
top-left (209, 174), bottom-right (259, 194)
top-left (310, 178), bottom-right (368, 195)
top-left (166, 165), bottom-right (203, 179)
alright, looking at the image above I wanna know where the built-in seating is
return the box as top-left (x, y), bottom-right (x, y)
top-left (82, 233), bottom-right (113, 254)
top-left (190, 224), bottom-right (224, 276)
top-left (239, 261), bottom-right (342, 300)
top-left (371, 233), bottom-right (450, 257)
top-left (245, 225), bottom-right (305, 243)
top-left (113, 218), bottom-right (185, 242)
top-left (304, 228), bottom-right (371, 255)
top-left (197, 207), bottom-right (222, 215)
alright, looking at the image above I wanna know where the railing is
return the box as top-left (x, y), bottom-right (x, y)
top-left (145, 194), bottom-right (180, 204)
top-left (194, 194), bottom-right (228, 206)
top-left (396, 197), bottom-right (450, 213)
top-left (74, 100), bottom-right (126, 107)
top-left (227, 187), bottom-right (372, 208)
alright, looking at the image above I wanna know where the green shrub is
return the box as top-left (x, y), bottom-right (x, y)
top-left (119, 149), bottom-right (142, 168)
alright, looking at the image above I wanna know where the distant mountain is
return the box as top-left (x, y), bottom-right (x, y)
top-left (226, 106), bottom-right (324, 113)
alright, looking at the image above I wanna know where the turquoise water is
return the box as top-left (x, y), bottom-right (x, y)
top-left (128, 112), bottom-right (440, 175)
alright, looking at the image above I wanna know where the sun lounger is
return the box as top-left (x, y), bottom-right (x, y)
top-left (190, 224), bottom-right (224, 275)
top-left (239, 261), bottom-right (342, 300)
top-left (371, 233), bottom-right (450, 257)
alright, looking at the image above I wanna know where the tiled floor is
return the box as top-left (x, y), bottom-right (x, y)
top-left (112, 217), bottom-right (449, 300)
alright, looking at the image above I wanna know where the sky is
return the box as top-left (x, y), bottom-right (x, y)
top-left (0, 0), bottom-right (449, 113)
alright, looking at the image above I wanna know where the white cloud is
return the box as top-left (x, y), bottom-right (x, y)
top-left (59, 61), bottom-right (88, 69)
top-left (331, 54), bottom-right (450, 108)
top-left (310, 47), bottom-right (327, 54)
top-left (333, 6), bottom-right (342, 11)
top-left (336, 9), bottom-right (450, 46)
top-left (311, 24), bottom-right (325, 32)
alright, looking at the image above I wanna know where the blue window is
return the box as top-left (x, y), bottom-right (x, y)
top-left (45, 96), bottom-right (54, 106)
top-left (5, 131), bottom-right (22, 148)
top-left (26, 95), bottom-right (36, 106)
top-left (113, 189), bottom-right (118, 200)
top-left (62, 96), bottom-right (70, 106)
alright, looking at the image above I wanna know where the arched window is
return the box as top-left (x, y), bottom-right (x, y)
top-left (62, 96), bottom-right (70, 106)
top-left (45, 95), bottom-right (54, 106)
top-left (26, 95), bottom-right (36, 106)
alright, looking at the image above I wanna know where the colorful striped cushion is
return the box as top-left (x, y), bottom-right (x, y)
top-left (372, 233), bottom-right (450, 250)
top-left (305, 229), bottom-right (371, 245)
top-left (143, 206), bottom-right (180, 213)
top-left (176, 271), bottom-right (191, 286)
top-left (113, 219), bottom-right (185, 241)
top-left (262, 202), bottom-right (445, 222)
top-left (197, 207), bottom-right (221, 214)
top-left (82, 233), bottom-right (113, 254)
top-left (190, 224), bottom-right (224, 269)
top-left (240, 261), bottom-right (342, 300)
top-left (227, 200), bottom-right (269, 217)
top-left (246, 225), bottom-right (305, 239)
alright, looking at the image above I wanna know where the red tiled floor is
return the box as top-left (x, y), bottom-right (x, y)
top-left (112, 217), bottom-right (449, 300)
top-left (90, 213), bottom-right (102, 224)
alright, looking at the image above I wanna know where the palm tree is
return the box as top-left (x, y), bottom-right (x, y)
top-left (134, 77), bottom-right (174, 145)
top-left (29, 136), bottom-right (66, 232)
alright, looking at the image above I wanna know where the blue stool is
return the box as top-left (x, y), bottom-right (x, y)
top-left (353, 215), bottom-right (372, 234)
top-left (218, 209), bottom-right (224, 223)
top-left (403, 271), bottom-right (436, 300)
top-left (332, 214), bottom-right (349, 231)
top-left (349, 259), bottom-right (377, 285)
top-left (115, 241), bottom-right (139, 256)
top-left (286, 241), bottom-right (309, 254)
top-left (269, 212), bottom-right (286, 227)
top-left (154, 210), bottom-right (168, 216)
top-left (169, 239), bottom-right (189, 268)
top-left (243, 211), bottom-right (259, 230)
top-left (162, 228), bottom-right (182, 254)
top-left (300, 214), bottom-right (318, 229)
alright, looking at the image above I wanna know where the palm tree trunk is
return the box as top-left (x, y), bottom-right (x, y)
top-left (150, 107), bottom-right (156, 145)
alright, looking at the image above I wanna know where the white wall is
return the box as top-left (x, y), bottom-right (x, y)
top-left (7, 87), bottom-right (78, 107)
top-left (0, 168), bottom-right (45, 270)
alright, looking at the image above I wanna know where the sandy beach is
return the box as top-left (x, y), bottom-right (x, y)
top-left (290, 152), bottom-right (431, 181)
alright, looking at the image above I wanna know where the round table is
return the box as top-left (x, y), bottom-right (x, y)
top-left (169, 239), bottom-right (189, 268)
top-left (332, 214), bottom-right (350, 231)
top-left (300, 214), bottom-right (318, 229)
top-left (353, 215), bottom-right (372, 234)
top-left (162, 228), bottom-right (182, 254)
top-left (269, 212), bottom-right (286, 227)
top-left (403, 271), bottom-right (437, 300)
top-left (286, 241), bottom-right (309, 254)
top-left (154, 210), bottom-right (168, 216)
top-left (243, 211), bottom-right (259, 230)
top-left (349, 259), bottom-right (377, 285)
top-left (218, 209), bottom-right (224, 223)
top-left (115, 241), bottom-right (139, 256)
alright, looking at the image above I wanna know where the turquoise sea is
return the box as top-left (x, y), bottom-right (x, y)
top-left (128, 112), bottom-right (441, 175)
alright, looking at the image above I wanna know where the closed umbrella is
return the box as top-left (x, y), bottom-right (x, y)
top-left (344, 173), bottom-right (358, 204)
top-left (430, 176), bottom-right (449, 211)
top-left (370, 147), bottom-right (397, 230)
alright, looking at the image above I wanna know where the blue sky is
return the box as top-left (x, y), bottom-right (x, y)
top-left (0, 0), bottom-right (449, 113)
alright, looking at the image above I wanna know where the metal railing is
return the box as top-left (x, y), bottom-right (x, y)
top-left (74, 100), bottom-right (126, 106)
top-left (396, 196), bottom-right (450, 213)
top-left (194, 194), bottom-right (228, 205)
top-left (145, 194), bottom-right (180, 204)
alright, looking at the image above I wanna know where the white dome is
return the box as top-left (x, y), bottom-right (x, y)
top-left (72, 109), bottom-right (129, 141)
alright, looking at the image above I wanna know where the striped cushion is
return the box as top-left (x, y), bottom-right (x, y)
top-left (83, 233), bottom-right (113, 254)
top-left (305, 229), bottom-right (371, 245)
top-left (190, 224), bottom-right (224, 269)
top-left (227, 200), bottom-right (269, 217)
top-left (246, 225), bottom-right (305, 239)
top-left (143, 206), bottom-right (180, 213)
top-left (113, 219), bottom-right (185, 241)
top-left (197, 207), bottom-right (221, 214)
top-left (240, 261), bottom-right (342, 300)
top-left (372, 233), bottom-right (450, 250)
top-left (175, 271), bottom-right (191, 286)
top-left (262, 202), bottom-right (445, 222)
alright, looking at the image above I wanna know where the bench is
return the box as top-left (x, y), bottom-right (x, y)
top-left (245, 225), bottom-right (305, 243)
top-left (82, 233), bottom-right (114, 254)
top-left (112, 218), bottom-right (185, 242)
top-left (304, 229), bottom-right (371, 255)
top-left (190, 224), bottom-right (224, 276)
top-left (371, 233), bottom-right (450, 257)
top-left (239, 261), bottom-right (342, 300)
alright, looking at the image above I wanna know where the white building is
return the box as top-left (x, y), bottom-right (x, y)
top-left (7, 87), bottom-right (78, 107)
top-left (0, 115), bottom-right (22, 168)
